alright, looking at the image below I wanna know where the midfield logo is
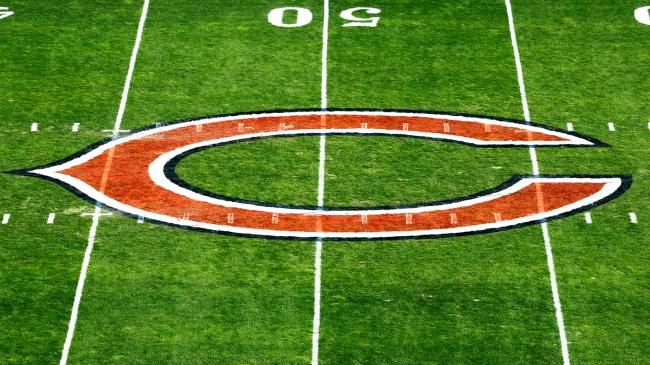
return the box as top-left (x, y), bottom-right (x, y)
top-left (13, 110), bottom-right (630, 239)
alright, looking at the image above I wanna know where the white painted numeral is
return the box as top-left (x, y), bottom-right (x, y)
top-left (268, 7), bottom-right (381, 28)
top-left (635, 6), bottom-right (650, 25)
top-left (268, 7), bottom-right (313, 28)
top-left (0, 7), bottom-right (13, 21)
top-left (340, 7), bottom-right (381, 27)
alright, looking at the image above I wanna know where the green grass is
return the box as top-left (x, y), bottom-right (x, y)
top-left (1, 1), bottom-right (648, 364)
top-left (175, 136), bottom-right (321, 207)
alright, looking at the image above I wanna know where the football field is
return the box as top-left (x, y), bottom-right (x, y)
top-left (1, 1), bottom-right (649, 364)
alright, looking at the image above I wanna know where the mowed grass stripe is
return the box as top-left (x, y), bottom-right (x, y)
top-left (509, 2), bottom-right (650, 363)
top-left (0, 2), bottom-right (152, 364)
top-left (64, 1), bottom-right (326, 363)
top-left (319, 1), bottom-right (566, 363)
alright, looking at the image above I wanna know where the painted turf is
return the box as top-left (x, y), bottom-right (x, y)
top-left (21, 111), bottom-right (629, 239)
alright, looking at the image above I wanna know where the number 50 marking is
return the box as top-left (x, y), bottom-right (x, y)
top-left (268, 7), bottom-right (381, 28)
top-left (636, 6), bottom-right (650, 25)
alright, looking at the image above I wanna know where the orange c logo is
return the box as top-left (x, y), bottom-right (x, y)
top-left (14, 110), bottom-right (630, 239)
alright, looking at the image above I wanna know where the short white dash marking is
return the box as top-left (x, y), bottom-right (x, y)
top-left (629, 212), bottom-right (638, 224)
top-left (361, 214), bottom-right (368, 224)
top-left (647, 122), bottom-right (650, 130)
top-left (227, 213), bottom-right (234, 224)
top-left (484, 123), bottom-right (492, 132)
top-left (31, 123), bottom-right (38, 132)
top-left (566, 123), bottom-right (573, 132)
top-left (584, 212), bottom-right (592, 224)
top-left (402, 123), bottom-right (409, 131)
top-left (238, 123), bottom-right (245, 132)
top-left (81, 212), bottom-right (112, 217)
top-left (195, 124), bottom-right (202, 132)
top-left (2, 214), bottom-right (10, 224)
top-left (279, 122), bottom-right (286, 130)
top-left (493, 212), bottom-right (502, 222)
top-left (443, 123), bottom-right (450, 132)
top-left (608, 122), bottom-right (615, 131)
top-left (137, 215), bottom-right (144, 223)
top-left (182, 213), bottom-right (190, 221)
top-left (272, 213), bottom-right (279, 224)
top-left (405, 213), bottom-right (413, 225)
top-left (450, 213), bottom-right (458, 225)
top-left (47, 213), bottom-right (56, 224)
top-left (71, 123), bottom-right (80, 132)
top-left (361, 123), bottom-right (368, 129)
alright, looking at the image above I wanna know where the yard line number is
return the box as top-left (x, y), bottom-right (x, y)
top-left (0, 6), bottom-right (13, 20)
top-left (635, 6), bottom-right (650, 25)
top-left (268, 7), bottom-right (380, 28)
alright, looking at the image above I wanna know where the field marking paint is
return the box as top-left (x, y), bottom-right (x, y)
top-left (493, 212), bottom-right (502, 222)
top-left (102, 129), bottom-right (131, 133)
top-left (505, 1), bottom-right (570, 364)
top-left (72, 123), bottom-right (80, 132)
top-left (137, 215), bottom-right (144, 223)
top-left (59, 1), bottom-right (150, 364)
top-left (47, 213), bottom-right (56, 224)
top-left (629, 212), bottom-right (638, 224)
top-left (59, 204), bottom-right (101, 365)
top-left (112, 0), bottom-right (149, 136)
top-left (0, 6), bottom-right (13, 20)
top-left (635, 6), bottom-right (650, 25)
top-left (80, 212), bottom-right (112, 217)
top-left (313, 1), bottom-right (329, 363)
top-left (2, 213), bottom-right (9, 224)
top-left (584, 212), bottom-right (592, 224)
top-left (450, 213), bottom-right (458, 225)
top-left (31, 123), bottom-right (38, 132)
top-left (608, 122), bottom-right (615, 132)
top-left (312, 237), bottom-right (323, 365)
top-left (566, 123), bottom-right (573, 132)
top-left (28, 111), bottom-right (622, 237)
top-left (227, 212), bottom-right (235, 224)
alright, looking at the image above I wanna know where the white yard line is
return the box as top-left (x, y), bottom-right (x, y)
top-left (59, 204), bottom-right (101, 365)
top-left (59, 1), bottom-right (150, 364)
top-left (320, 0), bottom-right (329, 111)
top-left (312, 1), bottom-right (329, 364)
top-left (112, 0), bottom-right (150, 137)
top-left (505, 1), bottom-right (570, 364)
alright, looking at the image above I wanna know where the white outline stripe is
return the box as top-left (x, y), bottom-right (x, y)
top-left (59, 1), bottom-right (150, 364)
top-left (505, 1), bottom-right (570, 364)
